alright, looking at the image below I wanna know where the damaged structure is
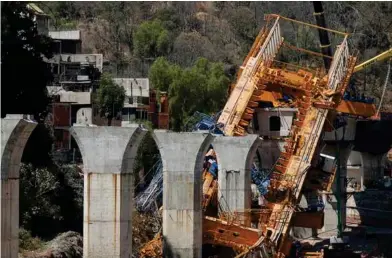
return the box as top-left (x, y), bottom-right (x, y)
top-left (2, 6), bottom-right (392, 258)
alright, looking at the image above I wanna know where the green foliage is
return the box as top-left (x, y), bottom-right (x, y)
top-left (154, 7), bottom-right (183, 31)
top-left (149, 57), bottom-right (229, 131)
top-left (19, 228), bottom-right (44, 251)
top-left (134, 19), bottom-right (171, 58)
top-left (96, 73), bottom-right (126, 125)
top-left (149, 57), bottom-right (180, 92)
top-left (20, 164), bottom-right (61, 238)
top-left (20, 163), bottom-right (83, 239)
top-left (1, 2), bottom-right (53, 119)
top-left (54, 18), bottom-right (78, 30)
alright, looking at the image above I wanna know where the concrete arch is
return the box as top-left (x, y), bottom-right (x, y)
top-left (69, 125), bottom-right (147, 258)
top-left (212, 134), bottom-right (262, 224)
top-left (1, 115), bottom-right (37, 258)
top-left (152, 130), bottom-right (214, 258)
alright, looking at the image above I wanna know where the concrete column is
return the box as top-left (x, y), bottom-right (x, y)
top-left (213, 135), bottom-right (261, 218)
top-left (360, 152), bottom-right (387, 187)
top-left (153, 130), bottom-right (214, 258)
top-left (1, 115), bottom-right (37, 258)
top-left (70, 126), bottom-right (146, 258)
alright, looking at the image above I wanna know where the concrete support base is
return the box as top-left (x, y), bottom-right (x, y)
top-left (1, 115), bottom-right (37, 258)
top-left (153, 131), bottom-right (213, 258)
top-left (214, 135), bottom-right (261, 225)
top-left (71, 126), bottom-right (146, 258)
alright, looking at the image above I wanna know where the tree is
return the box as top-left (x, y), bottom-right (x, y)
top-left (1, 2), bottom-right (53, 119)
top-left (20, 163), bottom-right (84, 239)
top-left (149, 57), bottom-right (180, 92)
top-left (149, 57), bottom-right (229, 131)
top-left (167, 58), bottom-right (229, 131)
top-left (96, 73), bottom-right (126, 126)
top-left (133, 19), bottom-right (171, 58)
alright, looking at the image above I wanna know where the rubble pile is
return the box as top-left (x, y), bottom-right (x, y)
top-left (132, 210), bottom-right (162, 257)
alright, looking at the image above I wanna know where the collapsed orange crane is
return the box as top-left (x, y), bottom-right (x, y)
top-left (140, 14), bottom-right (378, 258)
top-left (211, 14), bottom-right (360, 257)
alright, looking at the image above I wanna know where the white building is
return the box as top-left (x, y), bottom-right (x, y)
top-left (113, 78), bottom-right (150, 125)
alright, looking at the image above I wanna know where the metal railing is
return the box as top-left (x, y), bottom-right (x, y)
top-left (327, 37), bottom-right (350, 91)
top-left (259, 17), bottom-right (282, 64)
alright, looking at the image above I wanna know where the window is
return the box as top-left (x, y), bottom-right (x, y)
top-left (269, 116), bottom-right (281, 131)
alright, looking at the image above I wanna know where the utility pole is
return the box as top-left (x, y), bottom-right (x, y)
top-left (336, 142), bottom-right (343, 237)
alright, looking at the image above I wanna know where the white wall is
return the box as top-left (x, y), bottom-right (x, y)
top-left (113, 78), bottom-right (150, 108)
top-left (60, 91), bottom-right (91, 105)
top-left (347, 151), bottom-right (362, 166)
top-left (254, 108), bottom-right (296, 137)
top-left (76, 108), bottom-right (93, 125)
top-left (48, 54), bottom-right (103, 72)
top-left (49, 30), bottom-right (81, 41)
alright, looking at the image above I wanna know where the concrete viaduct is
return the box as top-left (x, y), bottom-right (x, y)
top-left (1, 114), bottom-right (389, 258)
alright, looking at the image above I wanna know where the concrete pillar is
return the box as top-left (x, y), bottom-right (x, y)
top-left (153, 130), bottom-right (214, 258)
top-left (1, 115), bottom-right (37, 258)
top-left (360, 152), bottom-right (387, 187)
top-left (70, 126), bottom-right (146, 258)
top-left (213, 135), bottom-right (261, 218)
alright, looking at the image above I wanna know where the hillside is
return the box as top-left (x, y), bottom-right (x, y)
top-left (40, 1), bottom-right (392, 111)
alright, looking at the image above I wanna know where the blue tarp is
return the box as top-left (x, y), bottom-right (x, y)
top-left (208, 162), bottom-right (218, 178)
top-left (251, 164), bottom-right (270, 196)
top-left (190, 111), bottom-right (224, 135)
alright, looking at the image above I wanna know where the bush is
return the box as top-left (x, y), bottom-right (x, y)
top-left (20, 163), bottom-right (83, 240)
top-left (19, 228), bottom-right (43, 252)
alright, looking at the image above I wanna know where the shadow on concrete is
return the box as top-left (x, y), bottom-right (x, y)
top-left (351, 189), bottom-right (392, 229)
top-left (162, 236), bottom-right (181, 258)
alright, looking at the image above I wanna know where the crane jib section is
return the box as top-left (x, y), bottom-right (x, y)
top-left (268, 37), bottom-right (353, 251)
top-left (217, 17), bottom-right (283, 136)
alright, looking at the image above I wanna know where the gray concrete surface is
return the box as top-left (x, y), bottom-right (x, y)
top-left (70, 126), bottom-right (146, 258)
top-left (153, 130), bottom-right (214, 258)
top-left (1, 115), bottom-right (37, 258)
top-left (213, 135), bottom-right (261, 224)
top-left (360, 152), bottom-right (387, 186)
top-left (258, 139), bottom-right (285, 170)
